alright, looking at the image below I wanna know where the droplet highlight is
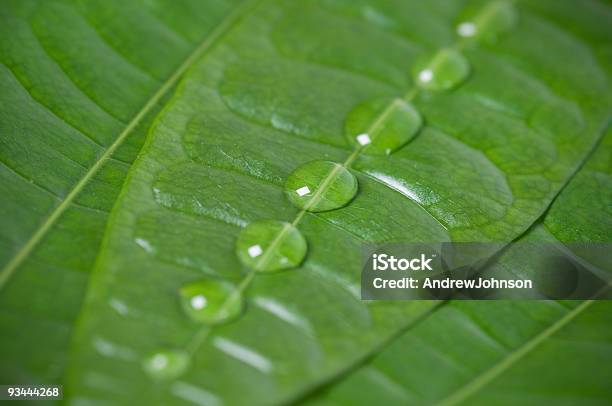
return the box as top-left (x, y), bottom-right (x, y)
top-left (285, 160), bottom-right (358, 212)
top-left (457, 22), bottom-right (477, 38)
top-left (179, 279), bottom-right (243, 324)
top-left (236, 220), bottom-right (307, 272)
top-left (413, 48), bottom-right (470, 91)
top-left (345, 97), bottom-right (423, 155)
top-left (456, 1), bottom-right (518, 42)
top-left (143, 350), bottom-right (190, 380)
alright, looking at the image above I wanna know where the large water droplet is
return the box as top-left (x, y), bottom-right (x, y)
top-left (413, 48), bottom-right (470, 91)
top-left (345, 97), bottom-right (423, 155)
top-left (456, 1), bottom-right (518, 42)
top-left (285, 160), bottom-right (358, 212)
top-left (236, 220), bottom-right (307, 272)
top-left (143, 349), bottom-right (190, 380)
top-left (179, 279), bottom-right (243, 324)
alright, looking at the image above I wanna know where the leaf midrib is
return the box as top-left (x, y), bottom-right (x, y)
top-left (0, 0), bottom-right (264, 290)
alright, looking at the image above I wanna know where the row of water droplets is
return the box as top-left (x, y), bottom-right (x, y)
top-left (144, 0), bottom-right (518, 380)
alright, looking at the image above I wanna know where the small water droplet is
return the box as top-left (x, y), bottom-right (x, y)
top-left (179, 280), bottom-right (243, 324)
top-left (456, 1), bottom-right (518, 42)
top-left (345, 97), bottom-right (423, 155)
top-left (143, 350), bottom-right (190, 380)
top-left (236, 220), bottom-right (307, 272)
top-left (413, 48), bottom-right (470, 91)
top-left (285, 160), bottom-right (358, 212)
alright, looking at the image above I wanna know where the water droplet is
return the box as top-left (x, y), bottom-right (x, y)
top-left (413, 48), bottom-right (470, 91)
top-left (285, 160), bottom-right (358, 212)
top-left (236, 220), bottom-right (307, 272)
top-left (345, 97), bottom-right (423, 155)
top-left (143, 350), bottom-right (190, 380)
top-left (179, 279), bottom-right (243, 324)
top-left (456, 1), bottom-right (518, 42)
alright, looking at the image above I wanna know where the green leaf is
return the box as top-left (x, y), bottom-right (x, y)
top-left (0, 0), bottom-right (246, 384)
top-left (310, 300), bottom-right (612, 406)
top-left (63, 0), bottom-right (611, 404)
top-left (311, 128), bottom-right (612, 405)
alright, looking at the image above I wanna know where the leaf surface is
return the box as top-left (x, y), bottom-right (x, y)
top-left (0, 0), bottom-right (245, 384)
top-left (311, 128), bottom-right (612, 405)
top-left (65, 0), bottom-right (612, 404)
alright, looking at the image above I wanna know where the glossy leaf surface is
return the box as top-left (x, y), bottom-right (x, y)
top-left (66, 0), bottom-right (612, 404)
